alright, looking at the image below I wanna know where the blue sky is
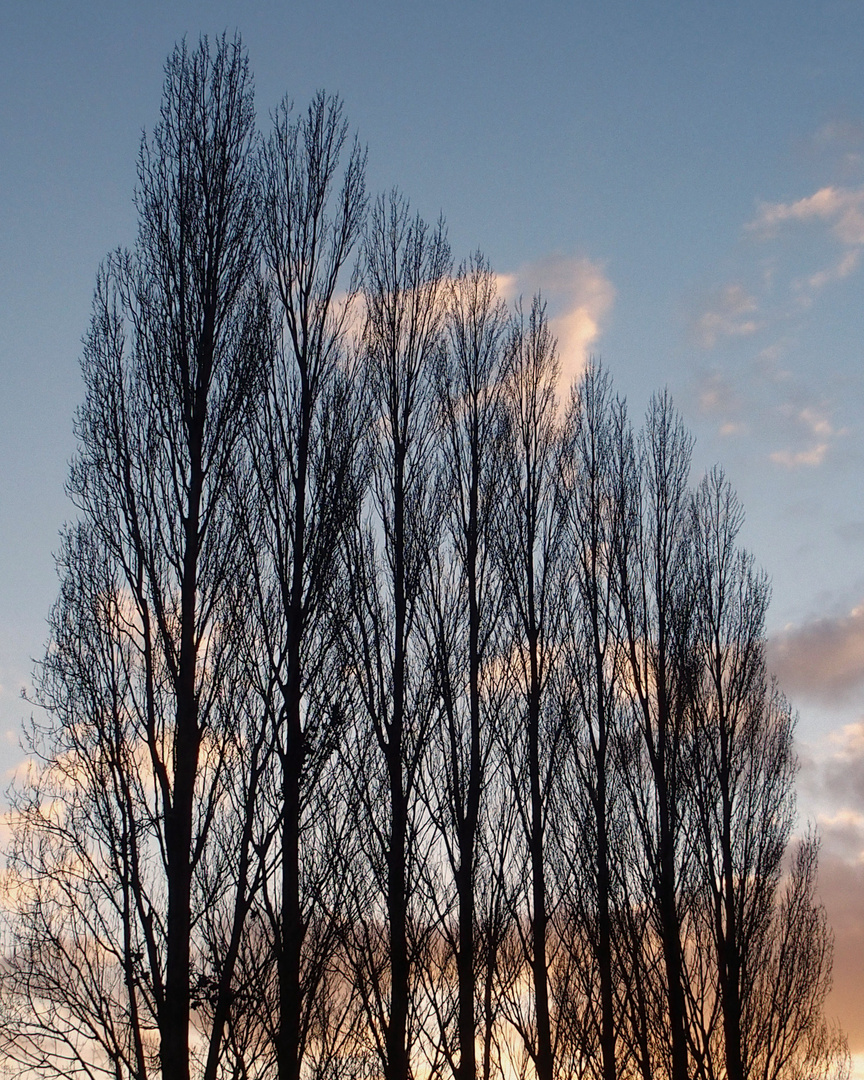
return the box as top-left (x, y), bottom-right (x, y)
top-left (2, 0), bottom-right (864, 1058)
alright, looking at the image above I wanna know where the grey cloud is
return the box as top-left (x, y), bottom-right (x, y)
top-left (800, 722), bottom-right (864, 822)
top-left (812, 119), bottom-right (864, 152)
top-left (818, 810), bottom-right (864, 860)
top-left (768, 606), bottom-right (864, 706)
top-left (822, 758), bottom-right (864, 817)
top-left (837, 521), bottom-right (864, 546)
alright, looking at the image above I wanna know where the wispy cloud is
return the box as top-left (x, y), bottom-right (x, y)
top-left (822, 723), bottom-right (864, 818)
top-left (687, 161), bottom-right (862, 460)
top-left (497, 255), bottom-right (615, 388)
top-left (818, 809), bottom-right (864, 862)
top-left (744, 183), bottom-right (864, 315)
top-left (768, 605), bottom-right (864, 705)
top-left (805, 248), bottom-right (860, 291)
top-left (769, 443), bottom-right (829, 468)
top-left (753, 342), bottom-right (793, 383)
top-left (693, 364), bottom-right (846, 465)
top-left (695, 370), bottom-right (746, 435)
top-left (694, 283), bottom-right (761, 349)
top-left (838, 521), bottom-right (864, 546)
top-left (812, 118), bottom-right (864, 150)
top-left (768, 403), bottom-right (848, 470)
top-left (796, 405), bottom-right (844, 437)
top-left (749, 185), bottom-right (864, 246)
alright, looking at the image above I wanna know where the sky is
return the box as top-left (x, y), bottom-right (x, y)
top-left (1, 0), bottom-right (863, 1065)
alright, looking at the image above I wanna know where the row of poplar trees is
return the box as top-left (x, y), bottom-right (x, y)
top-left (0, 34), bottom-right (847, 1080)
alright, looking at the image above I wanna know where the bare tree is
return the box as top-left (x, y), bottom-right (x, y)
top-left (495, 297), bottom-right (563, 1080)
top-left (687, 469), bottom-right (847, 1080)
top-left (747, 834), bottom-right (848, 1080)
top-left (1, 68), bottom-right (850, 1080)
top-left (687, 468), bottom-right (785, 1080)
top-left (552, 362), bottom-right (629, 1080)
top-left (244, 89), bottom-right (367, 1080)
top-left (338, 192), bottom-right (451, 1080)
top-left (1, 35), bottom-right (265, 1080)
top-left (615, 392), bottom-right (695, 1080)
top-left (417, 254), bottom-right (508, 1080)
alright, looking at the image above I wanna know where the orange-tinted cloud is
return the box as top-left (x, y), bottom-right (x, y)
top-left (817, 850), bottom-right (864, 1053)
top-left (497, 255), bottom-right (615, 390)
top-left (800, 724), bottom-right (864, 1056)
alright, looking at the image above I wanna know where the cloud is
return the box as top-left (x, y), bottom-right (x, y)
top-left (698, 372), bottom-right (737, 415)
top-left (749, 185), bottom-right (864, 246)
top-left (796, 406), bottom-right (840, 437)
top-left (818, 808), bottom-right (864, 862)
top-left (768, 606), bottom-right (864, 706)
top-left (497, 255), bottom-right (615, 388)
top-left (769, 443), bottom-right (829, 468)
top-left (694, 283), bottom-right (761, 348)
top-left (741, 182), bottom-right (864, 317)
top-left (838, 521), bottom-right (864, 546)
top-left (693, 357), bottom-right (847, 463)
top-left (768, 403), bottom-right (847, 470)
top-left (690, 171), bottom-right (864, 407)
top-left (798, 723), bottom-right (864, 1051)
top-left (812, 119), bottom-right (864, 151)
top-left (817, 851), bottom-right (864, 1052)
top-left (817, 723), bottom-right (864, 816)
top-left (829, 721), bottom-right (864, 756)
top-left (797, 729), bottom-right (854, 811)
top-left (805, 249), bottom-right (861, 291)
top-left (754, 342), bottom-right (793, 382)
top-left (695, 370), bottom-right (747, 436)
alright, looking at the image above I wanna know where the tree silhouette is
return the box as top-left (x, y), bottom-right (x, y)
top-left (552, 362), bottom-right (630, 1080)
top-left (338, 192), bottom-right (451, 1080)
top-left (247, 89), bottom-right (367, 1080)
top-left (0, 37), bottom-right (849, 1080)
top-left (495, 297), bottom-right (564, 1080)
top-left (418, 254), bottom-right (508, 1080)
top-left (1, 34), bottom-right (264, 1080)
